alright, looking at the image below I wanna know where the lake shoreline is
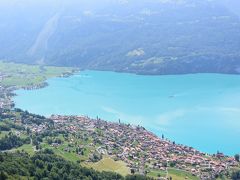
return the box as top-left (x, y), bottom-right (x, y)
top-left (12, 70), bottom-right (240, 156)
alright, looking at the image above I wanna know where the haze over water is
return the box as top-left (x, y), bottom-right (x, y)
top-left (14, 71), bottom-right (240, 155)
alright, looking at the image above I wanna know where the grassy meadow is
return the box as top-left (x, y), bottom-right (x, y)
top-left (0, 61), bottom-right (77, 87)
top-left (85, 156), bottom-right (130, 176)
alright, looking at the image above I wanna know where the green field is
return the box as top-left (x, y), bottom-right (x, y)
top-left (168, 168), bottom-right (199, 180)
top-left (148, 169), bottom-right (167, 179)
top-left (0, 61), bottom-right (77, 87)
top-left (39, 134), bottom-right (93, 163)
top-left (148, 168), bottom-right (199, 180)
top-left (14, 144), bottom-right (35, 156)
top-left (0, 131), bottom-right (9, 138)
top-left (85, 156), bottom-right (130, 176)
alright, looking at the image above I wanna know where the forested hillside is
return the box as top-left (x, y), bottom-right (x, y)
top-left (0, 150), bottom-right (149, 180)
top-left (1, 0), bottom-right (240, 74)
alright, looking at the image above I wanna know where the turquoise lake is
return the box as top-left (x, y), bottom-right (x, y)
top-left (13, 71), bottom-right (240, 155)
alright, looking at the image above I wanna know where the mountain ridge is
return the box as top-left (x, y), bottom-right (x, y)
top-left (1, 0), bottom-right (240, 75)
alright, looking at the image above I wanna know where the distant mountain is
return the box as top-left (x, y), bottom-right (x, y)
top-left (1, 0), bottom-right (240, 75)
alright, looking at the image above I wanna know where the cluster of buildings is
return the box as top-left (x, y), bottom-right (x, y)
top-left (0, 72), bottom-right (9, 81)
top-left (0, 86), bottom-right (15, 109)
top-left (50, 115), bottom-right (238, 179)
top-left (0, 71), bottom-right (16, 109)
top-left (30, 123), bottom-right (48, 133)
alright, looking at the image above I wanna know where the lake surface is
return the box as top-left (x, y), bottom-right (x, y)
top-left (14, 71), bottom-right (240, 155)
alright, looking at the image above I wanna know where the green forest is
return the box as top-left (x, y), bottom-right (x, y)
top-left (0, 149), bottom-right (149, 180)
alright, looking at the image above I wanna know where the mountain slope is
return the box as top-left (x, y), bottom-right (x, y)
top-left (1, 0), bottom-right (240, 74)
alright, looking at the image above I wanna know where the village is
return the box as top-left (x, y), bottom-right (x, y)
top-left (1, 104), bottom-right (238, 179)
top-left (0, 86), bottom-right (15, 109)
top-left (45, 115), bottom-right (239, 180)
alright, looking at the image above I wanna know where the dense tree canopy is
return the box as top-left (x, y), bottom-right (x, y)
top-left (0, 150), bottom-right (150, 180)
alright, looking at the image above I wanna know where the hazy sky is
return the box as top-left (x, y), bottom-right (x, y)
top-left (0, 0), bottom-right (116, 7)
top-left (0, 0), bottom-right (127, 15)
top-left (0, 0), bottom-right (240, 15)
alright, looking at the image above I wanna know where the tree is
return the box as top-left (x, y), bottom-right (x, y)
top-left (26, 127), bottom-right (31, 135)
top-left (0, 154), bottom-right (3, 162)
top-left (169, 161), bottom-right (176, 167)
top-left (0, 171), bottom-right (7, 180)
top-left (231, 170), bottom-right (240, 180)
top-left (0, 134), bottom-right (25, 150)
top-left (32, 139), bottom-right (39, 146)
top-left (234, 154), bottom-right (240, 162)
top-left (126, 174), bottom-right (149, 180)
top-left (47, 138), bottom-right (53, 145)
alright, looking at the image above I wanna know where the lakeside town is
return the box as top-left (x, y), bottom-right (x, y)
top-left (48, 115), bottom-right (238, 179)
top-left (0, 107), bottom-right (239, 179)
